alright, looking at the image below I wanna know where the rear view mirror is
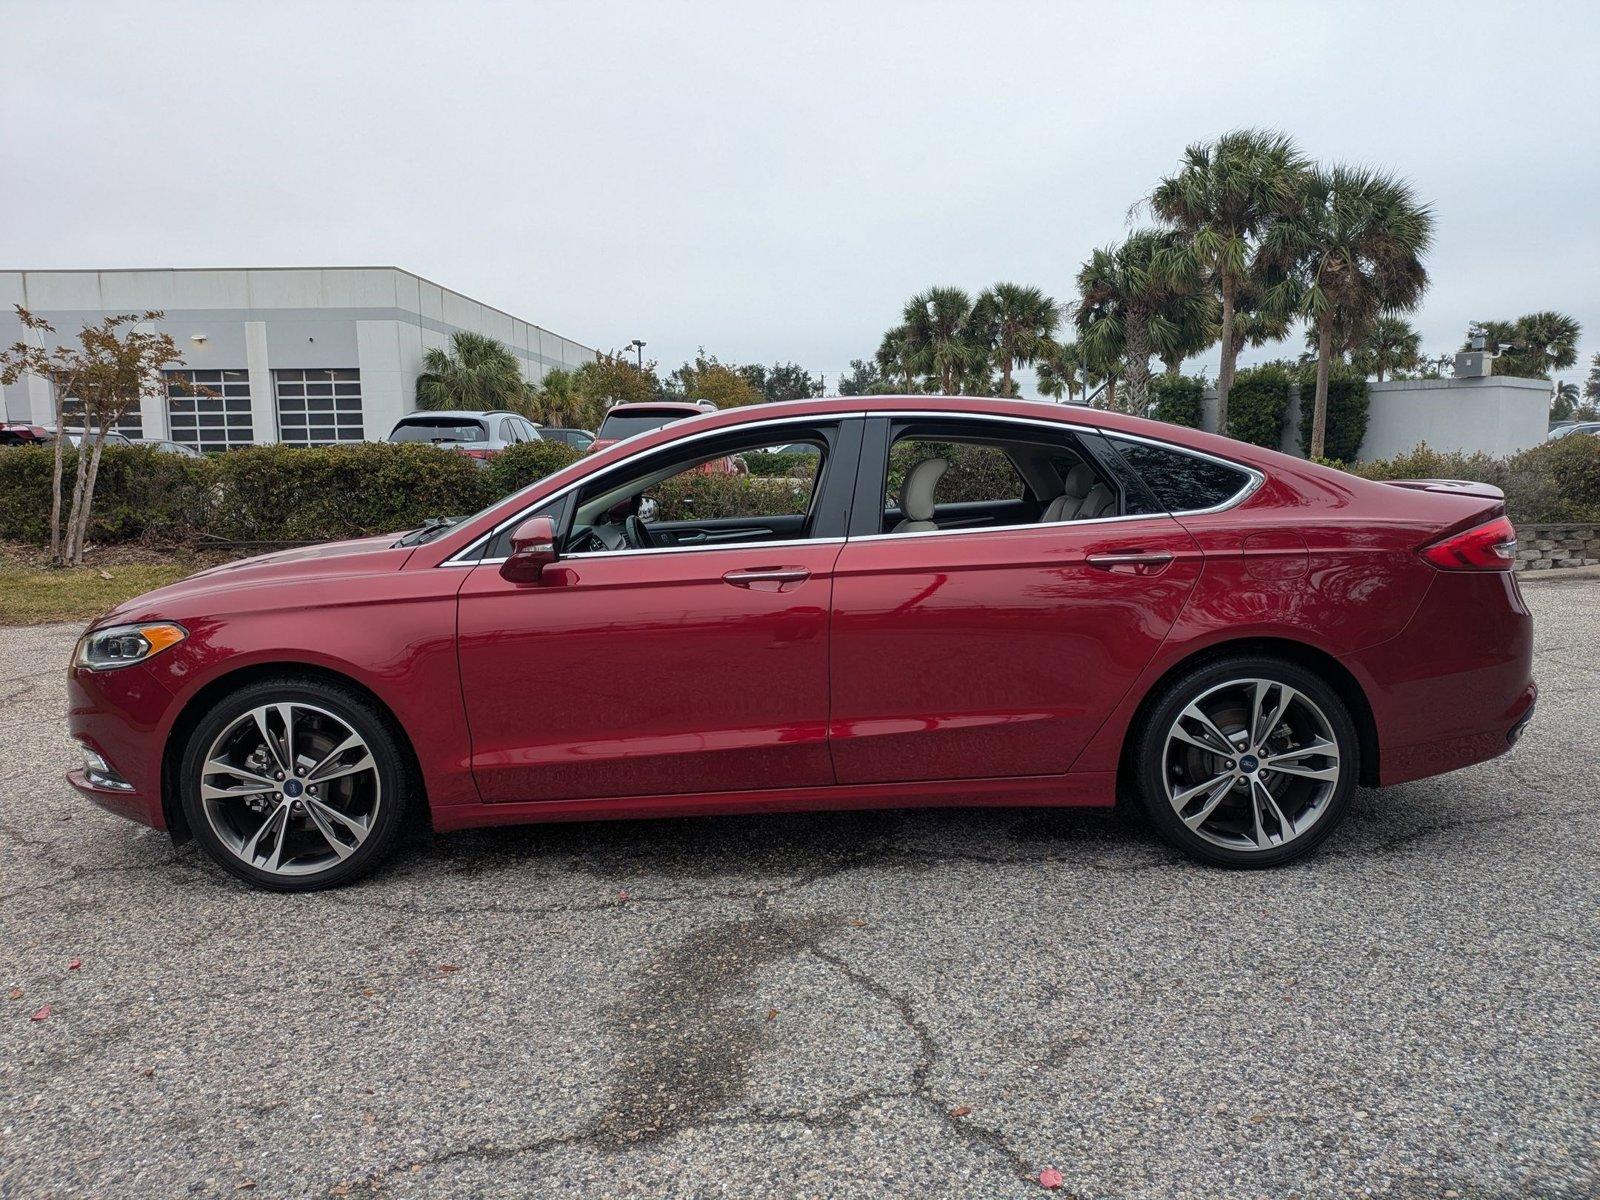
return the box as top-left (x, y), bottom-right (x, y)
top-left (500, 516), bottom-right (558, 583)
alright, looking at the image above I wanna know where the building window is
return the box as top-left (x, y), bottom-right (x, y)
top-left (59, 396), bottom-right (144, 439)
top-left (165, 370), bottom-right (254, 452)
top-left (274, 369), bottom-right (364, 446)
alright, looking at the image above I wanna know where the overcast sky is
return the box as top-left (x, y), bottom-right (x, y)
top-left (3, 0), bottom-right (1596, 394)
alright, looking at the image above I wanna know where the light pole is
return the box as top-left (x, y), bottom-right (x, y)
top-left (628, 339), bottom-right (646, 370)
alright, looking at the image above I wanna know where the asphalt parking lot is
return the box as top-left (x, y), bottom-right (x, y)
top-left (1, 578), bottom-right (1596, 1200)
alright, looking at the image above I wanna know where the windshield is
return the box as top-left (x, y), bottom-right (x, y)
top-left (391, 418), bottom-right (487, 443)
top-left (597, 411), bottom-right (687, 441)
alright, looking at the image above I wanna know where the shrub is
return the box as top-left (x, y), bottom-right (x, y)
top-left (207, 442), bottom-right (495, 542)
top-left (1226, 364), bottom-right (1293, 448)
top-left (1342, 435), bottom-right (1600, 525)
top-left (1297, 377), bottom-right (1370, 462)
top-left (0, 444), bottom-right (212, 544)
top-left (652, 473), bottom-right (811, 521)
top-left (1150, 374), bottom-right (1205, 429)
top-left (485, 439), bottom-right (584, 495)
top-left (742, 449), bottom-right (816, 478)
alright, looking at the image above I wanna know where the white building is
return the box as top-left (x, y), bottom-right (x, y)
top-left (0, 267), bottom-right (598, 450)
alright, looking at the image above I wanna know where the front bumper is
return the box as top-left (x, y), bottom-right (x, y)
top-left (65, 661), bottom-right (177, 830)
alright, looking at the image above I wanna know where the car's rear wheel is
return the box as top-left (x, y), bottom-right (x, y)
top-left (1133, 656), bottom-right (1358, 867)
top-left (180, 678), bottom-right (410, 891)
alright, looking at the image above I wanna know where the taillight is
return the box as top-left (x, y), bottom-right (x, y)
top-left (459, 448), bottom-right (493, 461)
top-left (1418, 515), bottom-right (1518, 571)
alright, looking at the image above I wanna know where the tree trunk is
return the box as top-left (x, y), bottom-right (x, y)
top-left (1310, 321), bottom-right (1334, 460)
top-left (1000, 353), bottom-right (1013, 397)
top-left (48, 384), bottom-right (67, 566)
top-left (1124, 312), bottom-right (1153, 415)
top-left (1216, 275), bottom-right (1238, 433)
top-left (1105, 377), bottom-right (1118, 412)
top-left (71, 430), bottom-right (110, 567)
top-left (64, 419), bottom-right (91, 565)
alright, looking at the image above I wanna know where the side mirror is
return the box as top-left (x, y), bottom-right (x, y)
top-left (500, 516), bottom-right (558, 583)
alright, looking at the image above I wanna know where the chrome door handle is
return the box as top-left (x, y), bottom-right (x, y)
top-left (722, 567), bottom-right (811, 587)
top-left (1086, 551), bottom-right (1174, 574)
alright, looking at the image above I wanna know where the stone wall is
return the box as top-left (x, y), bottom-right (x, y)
top-left (1517, 524), bottom-right (1600, 571)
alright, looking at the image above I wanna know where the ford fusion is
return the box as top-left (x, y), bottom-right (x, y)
top-left (67, 397), bottom-right (1535, 890)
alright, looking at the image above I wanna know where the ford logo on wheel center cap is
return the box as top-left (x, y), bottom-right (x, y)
top-left (282, 779), bottom-right (304, 798)
top-left (1238, 754), bottom-right (1260, 774)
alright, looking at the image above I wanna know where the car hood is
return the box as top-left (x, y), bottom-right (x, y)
top-left (97, 534), bottom-right (414, 626)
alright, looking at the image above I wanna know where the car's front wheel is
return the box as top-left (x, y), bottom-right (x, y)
top-left (180, 678), bottom-right (410, 891)
top-left (1133, 656), bottom-right (1359, 867)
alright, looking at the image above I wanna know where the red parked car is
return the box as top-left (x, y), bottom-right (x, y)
top-left (67, 396), bottom-right (1535, 890)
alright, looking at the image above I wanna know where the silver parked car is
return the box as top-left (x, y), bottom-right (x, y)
top-left (386, 410), bottom-right (543, 462)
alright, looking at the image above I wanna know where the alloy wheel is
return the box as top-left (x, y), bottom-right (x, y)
top-left (1161, 677), bottom-right (1342, 853)
top-left (198, 702), bottom-right (381, 877)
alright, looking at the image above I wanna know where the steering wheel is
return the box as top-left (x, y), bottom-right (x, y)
top-left (624, 514), bottom-right (654, 551)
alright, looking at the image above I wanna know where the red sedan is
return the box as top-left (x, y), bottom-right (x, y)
top-left (66, 396), bottom-right (1535, 890)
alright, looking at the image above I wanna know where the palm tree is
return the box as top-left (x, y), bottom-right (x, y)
top-left (1510, 311), bottom-right (1581, 379)
top-left (415, 331), bottom-right (530, 413)
top-left (875, 325), bottom-right (918, 393)
top-left (1155, 290), bottom-right (1219, 378)
top-left (1265, 165), bottom-right (1434, 458)
top-left (1075, 230), bottom-right (1192, 413)
top-left (902, 287), bottom-right (979, 395)
top-left (1350, 314), bottom-right (1421, 381)
top-left (1035, 339), bottom-right (1091, 403)
top-left (971, 283), bottom-right (1061, 396)
top-left (1149, 129), bottom-right (1310, 431)
top-left (1551, 380), bottom-right (1580, 423)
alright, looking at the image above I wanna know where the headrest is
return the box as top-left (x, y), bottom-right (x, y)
top-left (1062, 463), bottom-right (1096, 500)
top-left (899, 458), bottom-right (949, 523)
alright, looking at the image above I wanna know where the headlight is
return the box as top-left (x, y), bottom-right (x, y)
top-left (72, 622), bottom-right (187, 671)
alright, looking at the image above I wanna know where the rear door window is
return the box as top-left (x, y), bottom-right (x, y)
top-left (1108, 437), bottom-right (1254, 512)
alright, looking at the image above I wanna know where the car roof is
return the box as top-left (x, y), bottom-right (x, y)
top-left (602, 402), bottom-right (706, 415)
top-left (393, 410), bottom-right (528, 421)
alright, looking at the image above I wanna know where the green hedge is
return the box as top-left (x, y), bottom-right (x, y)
top-left (653, 473), bottom-right (812, 521)
top-left (0, 442), bottom-right (501, 546)
top-left (1226, 364), bottom-right (1293, 449)
top-left (1150, 374), bottom-right (1205, 429)
top-left (1297, 377), bottom-right (1370, 461)
top-left (484, 440), bottom-right (584, 495)
top-left (1340, 434), bottom-right (1600, 525)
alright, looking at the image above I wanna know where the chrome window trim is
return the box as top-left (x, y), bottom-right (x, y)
top-left (439, 407), bottom-right (1265, 566)
top-left (441, 412), bottom-right (865, 566)
top-left (470, 536), bottom-right (847, 568)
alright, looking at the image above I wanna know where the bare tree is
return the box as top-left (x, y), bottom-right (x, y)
top-left (1, 307), bottom-right (184, 566)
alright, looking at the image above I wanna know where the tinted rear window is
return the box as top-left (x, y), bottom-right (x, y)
top-left (1110, 438), bottom-right (1252, 512)
top-left (598, 412), bottom-right (685, 440)
top-left (390, 418), bottom-right (487, 443)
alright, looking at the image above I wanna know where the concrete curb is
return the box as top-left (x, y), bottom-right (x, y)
top-left (1517, 563), bottom-right (1600, 583)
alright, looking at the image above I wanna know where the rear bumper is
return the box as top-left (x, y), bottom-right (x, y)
top-left (1347, 571), bottom-right (1536, 786)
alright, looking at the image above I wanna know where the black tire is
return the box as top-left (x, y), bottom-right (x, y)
top-left (1132, 655), bottom-right (1359, 868)
top-left (180, 677), bottom-right (412, 891)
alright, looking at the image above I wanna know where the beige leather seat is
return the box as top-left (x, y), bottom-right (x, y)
top-left (1077, 482), bottom-right (1116, 519)
top-left (1042, 463), bottom-right (1097, 522)
top-left (893, 458), bottom-right (949, 533)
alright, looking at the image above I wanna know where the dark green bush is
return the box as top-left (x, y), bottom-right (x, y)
top-left (742, 449), bottom-right (816, 478)
top-left (1297, 377), bottom-right (1370, 462)
top-left (484, 439), bottom-right (584, 495)
top-left (0, 445), bottom-right (213, 544)
top-left (1226, 364), bottom-right (1292, 449)
top-left (652, 473), bottom-right (812, 521)
top-left (1342, 435), bottom-right (1600, 525)
top-left (207, 443), bottom-right (495, 542)
top-left (1150, 374), bottom-right (1205, 429)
